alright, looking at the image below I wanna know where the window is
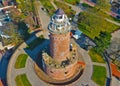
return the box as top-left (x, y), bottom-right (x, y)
top-left (65, 71), bottom-right (68, 74)
top-left (50, 71), bottom-right (53, 73)
top-left (59, 16), bottom-right (62, 19)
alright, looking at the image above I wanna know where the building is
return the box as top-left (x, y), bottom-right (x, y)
top-left (42, 9), bottom-right (80, 80)
top-left (111, 0), bottom-right (120, 18)
top-left (0, 0), bottom-right (14, 6)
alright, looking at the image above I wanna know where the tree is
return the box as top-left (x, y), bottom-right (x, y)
top-left (2, 23), bottom-right (23, 46)
top-left (96, 0), bottom-right (110, 11)
top-left (94, 31), bottom-right (111, 54)
top-left (18, 21), bottom-right (30, 40)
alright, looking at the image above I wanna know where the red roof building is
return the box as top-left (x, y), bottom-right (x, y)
top-left (0, 80), bottom-right (3, 86)
top-left (110, 63), bottom-right (120, 78)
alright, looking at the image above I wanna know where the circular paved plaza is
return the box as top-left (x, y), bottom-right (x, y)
top-left (7, 35), bottom-right (97, 86)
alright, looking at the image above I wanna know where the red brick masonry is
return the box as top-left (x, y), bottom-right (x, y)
top-left (45, 61), bottom-right (78, 80)
top-left (50, 32), bottom-right (70, 62)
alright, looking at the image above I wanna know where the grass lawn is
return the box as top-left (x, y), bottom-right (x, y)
top-left (64, 0), bottom-right (80, 5)
top-left (89, 49), bottom-right (105, 63)
top-left (15, 74), bottom-right (31, 86)
top-left (16, 0), bottom-right (35, 15)
top-left (15, 54), bottom-right (28, 69)
top-left (40, 0), bottom-right (56, 16)
top-left (92, 65), bottom-right (106, 86)
top-left (78, 12), bottom-right (119, 39)
top-left (54, 0), bottom-right (75, 18)
top-left (26, 35), bottom-right (45, 50)
top-left (83, 3), bottom-right (120, 25)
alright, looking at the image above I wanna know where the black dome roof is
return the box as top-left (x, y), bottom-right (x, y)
top-left (55, 8), bottom-right (65, 15)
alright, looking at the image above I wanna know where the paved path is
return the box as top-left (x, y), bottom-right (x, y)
top-left (111, 76), bottom-right (120, 86)
top-left (37, 1), bottom-right (50, 39)
top-left (92, 62), bottom-right (106, 67)
top-left (73, 46), bottom-right (97, 86)
top-left (105, 18), bottom-right (120, 26)
top-left (50, 1), bottom-right (58, 10)
top-left (111, 29), bottom-right (120, 39)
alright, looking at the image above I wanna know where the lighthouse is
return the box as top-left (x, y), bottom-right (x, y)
top-left (42, 9), bottom-right (79, 80)
top-left (49, 8), bottom-right (71, 62)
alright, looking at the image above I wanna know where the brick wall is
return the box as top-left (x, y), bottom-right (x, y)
top-left (50, 32), bottom-right (70, 62)
top-left (45, 61), bottom-right (78, 80)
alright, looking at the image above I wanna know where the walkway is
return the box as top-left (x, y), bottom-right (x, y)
top-left (111, 29), bottom-right (120, 39)
top-left (50, 1), bottom-right (58, 10)
top-left (73, 46), bottom-right (97, 86)
top-left (37, 1), bottom-right (50, 39)
top-left (105, 18), bottom-right (120, 26)
top-left (0, 6), bottom-right (14, 11)
top-left (92, 62), bottom-right (106, 67)
top-left (111, 76), bottom-right (120, 86)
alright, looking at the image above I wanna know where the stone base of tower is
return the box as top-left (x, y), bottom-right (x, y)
top-left (43, 58), bottom-right (78, 80)
top-left (34, 40), bottom-right (85, 85)
top-left (42, 41), bottom-right (81, 80)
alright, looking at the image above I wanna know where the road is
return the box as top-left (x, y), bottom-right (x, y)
top-left (0, 50), bottom-right (13, 86)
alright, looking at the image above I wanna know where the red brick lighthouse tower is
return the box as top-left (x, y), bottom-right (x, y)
top-left (49, 9), bottom-right (70, 62)
top-left (42, 9), bottom-right (79, 80)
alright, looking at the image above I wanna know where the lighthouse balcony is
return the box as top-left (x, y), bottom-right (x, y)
top-left (48, 25), bottom-right (70, 34)
top-left (52, 14), bottom-right (68, 23)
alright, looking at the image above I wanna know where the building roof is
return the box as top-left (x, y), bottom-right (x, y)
top-left (110, 63), bottom-right (120, 78)
top-left (55, 8), bottom-right (65, 15)
top-left (0, 80), bottom-right (3, 86)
